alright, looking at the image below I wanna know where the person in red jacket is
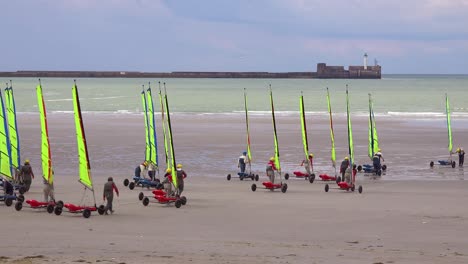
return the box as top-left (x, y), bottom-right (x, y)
top-left (103, 177), bottom-right (119, 215)
top-left (266, 157), bottom-right (277, 183)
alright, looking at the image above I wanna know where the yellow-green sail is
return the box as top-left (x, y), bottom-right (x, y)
top-left (368, 93), bottom-right (379, 159)
top-left (146, 87), bottom-right (158, 167)
top-left (141, 89), bottom-right (151, 162)
top-left (0, 89), bottom-right (12, 179)
top-left (164, 87), bottom-right (178, 188)
top-left (37, 83), bottom-right (53, 185)
top-left (346, 87), bottom-right (354, 166)
top-left (5, 84), bottom-right (20, 169)
top-left (326, 88), bottom-right (336, 168)
top-left (270, 88), bottom-right (281, 172)
top-left (158, 86), bottom-right (170, 168)
top-left (72, 83), bottom-right (93, 190)
top-left (244, 89), bottom-right (252, 163)
top-left (299, 92), bottom-right (310, 164)
top-left (446, 94), bottom-right (452, 154)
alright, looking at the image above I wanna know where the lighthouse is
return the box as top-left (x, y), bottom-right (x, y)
top-left (364, 53), bottom-right (368, 70)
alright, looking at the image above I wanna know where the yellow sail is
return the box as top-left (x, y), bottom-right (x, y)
top-left (164, 86), bottom-right (178, 188)
top-left (0, 89), bottom-right (12, 179)
top-left (5, 84), bottom-right (20, 169)
top-left (146, 87), bottom-right (158, 166)
top-left (37, 83), bottom-right (53, 184)
top-left (270, 88), bottom-right (281, 172)
top-left (141, 89), bottom-right (151, 162)
top-left (159, 86), bottom-right (170, 168)
top-left (326, 88), bottom-right (336, 168)
top-left (244, 89), bottom-right (252, 162)
top-left (72, 83), bottom-right (93, 190)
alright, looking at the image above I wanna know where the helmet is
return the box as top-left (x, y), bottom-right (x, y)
top-left (243, 151), bottom-right (247, 155)
top-left (269, 157), bottom-right (275, 161)
top-left (108, 177), bottom-right (113, 181)
top-left (309, 153), bottom-right (314, 158)
top-left (378, 148), bottom-right (381, 152)
top-left (166, 168), bottom-right (172, 173)
top-left (143, 161), bottom-right (148, 166)
top-left (457, 147), bottom-right (461, 152)
top-left (24, 159), bottom-right (30, 164)
top-left (344, 157), bottom-right (349, 160)
top-left (177, 164), bottom-right (183, 168)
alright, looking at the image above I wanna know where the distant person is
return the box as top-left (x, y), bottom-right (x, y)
top-left (375, 149), bottom-right (385, 163)
top-left (43, 174), bottom-right (55, 203)
top-left (176, 164), bottom-right (187, 196)
top-left (300, 153), bottom-right (314, 176)
top-left (238, 151), bottom-right (249, 174)
top-left (163, 168), bottom-right (173, 195)
top-left (134, 161), bottom-right (148, 178)
top-left (340, 157), bottom-right (350, 179)
top-left (457, 148), bottom-right (465, 167)
top-left (372, 153), bottom-right (382, 174)
top-left (103, 177), bottom-right (119, 215)
top-left (20, 159), bottom-right (34, 192)
top-left (266, 157), bottom-right (277, 183)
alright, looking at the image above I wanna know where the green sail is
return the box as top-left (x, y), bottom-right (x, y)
top-left (159, 87), bottom-right (170, 168)
top-left (164, 88), bottom-right (178, 188)
top-left (5, 85), bottom-right (20, 169)
top-left (37, 84), bottom-right (53, 185)
top-left (346, 88), bottom-right (354, 167)
top-left (146, 87), bottom-right (158, 167)
top-left (270, 88), bottom-right (281, 172)
top-left (446, 94), bottom-right (452, 153)
top-left (72, 83), bottom-right (93, 190)
top-left (368, 94), bottom-right (379, 159)
top-left (326, 88), bottom-right (336, 168)
top-left (0, 89), bottom-right (12, 179)
top-left (299, 93), bottom-right (309, 162)
top-left (141, 90), bottom-right (151, 162)
top-left (244, 89), bottom-right (252, 162)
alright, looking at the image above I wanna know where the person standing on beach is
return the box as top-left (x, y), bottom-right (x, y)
top-left (375, 149), bottom-right (385, 163)
top-left (134, 161), bottom-right (147, 178)
top-left (300, 153), bottom-right (314, 176)
top-left (103, 177), bottom-right (119, 215)
top-left (43, 173), bottom-right (55, 203)
top-left (19, 159), bottom-right (34, 192)
top-left (176, 164), bottom-right (187, 196)
top-left (340, 157), bottom-right (349, 180)
top-left (147, 162), bottom-right (156, 181)
top-left (266, 157), bottom-right (277, 183)
top-left (238, 151), bottom-right (249, 174)
top-left (456, 148), bottom-right (465, 167)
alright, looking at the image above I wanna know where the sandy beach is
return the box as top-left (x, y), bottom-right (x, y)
top-left (1, 113), bottom-right (468, 263)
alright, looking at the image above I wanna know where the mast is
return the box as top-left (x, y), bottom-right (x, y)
top-left (244, 88), bottom-right (252, 173)
top-left (446, 93), bottom-right (453, 159)
top-left (0, 88), bottom-right (12, 180)
top-left (37, 80), bottom-right (53, 184)
top-left (369, 93), bottom-right (379, 159)
top-left (269, 85), bottom-right (281, 175)
top-left (346, 85), bottom-right (355, 170)
top-left (146, 83), bottom-right (158, 170)
top-left (141, 85), bottom-right (151, 162)
top-left (158, 82), bottom-right (170, 168)
top-left (326, 88), bottom-right (337, 175)
top-left (164, 83), bottom-right (178, 189)
top-left (299, 92), bottom-right (311, 172)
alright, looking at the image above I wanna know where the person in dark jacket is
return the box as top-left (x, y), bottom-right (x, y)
top-left (175, 164), bottom-right (187, 196)
top-left (456, 148), bottom-right (465, 167)
top-left (340, 157), bottom-right (350, 179)
top-left (20, 159), bottom-right (34, 192)
top-left (103, 177), bottom-right (119, 215)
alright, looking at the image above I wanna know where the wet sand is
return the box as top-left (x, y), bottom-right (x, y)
top-left (1, 113), bottom-right (467, 263)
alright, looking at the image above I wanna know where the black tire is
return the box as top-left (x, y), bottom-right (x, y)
top-left (143, 197), bottom-right (149, 206)
top-left (17, 194), bottom-right (25, 203)
top-left (358, 185), bottom-right (363, 193)
top-left (129, 182), bottom-right (135, 190)
top-left (47, 204), bottom-right (54, 214)
top-left (281, 183), bottom-right (288, 193)
top-left (351, 185), bottom-right (355, 192)
top-left (180, 196), bottom-right (187, 205)
top-left (156, 183), bottom-right (164, 190)
top-left (15, 201), bottom-right (22, 211)
top-left (336, 176), bottom-right (341, 184)
top-left (175, 199), bottom-right (182, 208)
top-left (325, 184), bottom-right (329, 192)
top-left (123, 178), bottom-right (129, 186)
top-left (309, 174), bottom-right (315, 184)
top-left (56, 200), bottom-right (64, 208)
top-left (19, 186), bottom-right (26, 195)
top-left (251, 175), bottom-right (255, 180)
top-left (251, 184), bottom-right (257, 192)
top-left (54, 206), bottom-right (62, 216)
top-left (357, 165), bottom-right (362, 172)
top-left (138, 192), bottom-right (144, 201)
top-left (430, 161), bottom-right (434, 168)
top-left (377, 170), bottom-right (382, 176)
top-left (83, 209), bottom-right (91, 218)
top-left (284, 173), bottom-right (289, 180)
top-left (382, 164), bottom-right (387, 171)
top-left (5, 198), bottom-right (13, 207)
top-left (255, 174), bottom-right (259, 181)
top-left (452, 161), bottom-right (456, 168)
top-left (240, 175), bottom-right (244, 181)
top-left (98, 205), bottom-right (105, 215)
top-left (227, 174), bottom-right (231, 181)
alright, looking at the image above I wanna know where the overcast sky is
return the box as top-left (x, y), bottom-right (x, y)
top-left (1, 0), bottom-right (468, 74)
